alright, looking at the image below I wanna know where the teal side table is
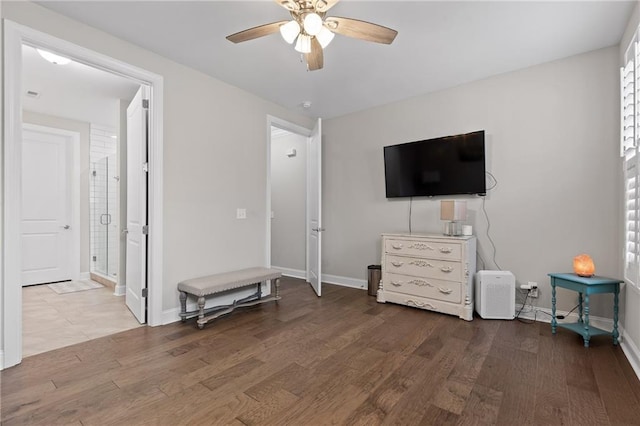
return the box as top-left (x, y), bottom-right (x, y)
top-left (548, 273), bottom-right (621, 348)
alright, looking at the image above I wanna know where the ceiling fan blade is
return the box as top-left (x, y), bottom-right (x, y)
top-left (324, 17), bottom-right (397, 44)
top-left (226, 21), bottom-right (289, 43)
top-left (305, 37), bottom-right (324, 71)
top-left (314, 0), bottom-right (339, 12)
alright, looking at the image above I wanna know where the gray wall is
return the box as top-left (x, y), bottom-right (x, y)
top-left (323, 46), bottom-right (621, 318)
top-left (271, 129), bottom-right (307, 272)
top-left (0, 1), bottom-right (314, 322)
top-left (22, 110), bottom-right (91, 275)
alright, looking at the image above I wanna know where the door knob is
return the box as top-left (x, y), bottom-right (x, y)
top-left (122, 228), bottom-right (129, 235)
top-left (62, 225), bottom-right (70, 230)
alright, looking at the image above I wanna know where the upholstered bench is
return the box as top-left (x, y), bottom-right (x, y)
top-left (178, 267), bottom-right (282, 329)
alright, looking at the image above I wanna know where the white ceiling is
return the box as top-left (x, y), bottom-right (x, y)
top-left (22, 44), bottom-right (140, 127)
top-left (35, 1), bottom-right (635, 119)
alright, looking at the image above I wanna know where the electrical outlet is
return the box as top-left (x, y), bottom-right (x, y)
top-left (529, 281), bottom-right (538, 298)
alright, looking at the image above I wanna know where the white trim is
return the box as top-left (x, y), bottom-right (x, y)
top-left (21, 123), bottom-right (81, 283)
top-left (272, 266), bottom-right (306, 280)
top-left (113, 284), bottom-right (126, 297)
top-left (620, 327), bottom-right (640, 382)
top-left (322, 274), bottom-right (367, 290)
top-left (4, 21), bottom-right (24, 369)
top-left (0, 351), bottom-right (4, 371)
top-left (2, 20), bottom-right (164, 369)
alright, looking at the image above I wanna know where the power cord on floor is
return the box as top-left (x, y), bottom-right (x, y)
top-left (536, 304), bottom-right (579, 320)
top-left (515, 289), bottom-right (536, 323)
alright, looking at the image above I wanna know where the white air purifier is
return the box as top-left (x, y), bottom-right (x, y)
top-left (475, 270), bottom-right (516, 320)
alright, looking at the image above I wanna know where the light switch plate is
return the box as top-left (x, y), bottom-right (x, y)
top-left (236, 208), bottom-right (247, 219)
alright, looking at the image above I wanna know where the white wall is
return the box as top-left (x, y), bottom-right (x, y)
top-left (0, 0), bottom-right (313, 347)
top-left (22, 111), bottom-right (91, 275)
top-left (323, 46), bottom-right (620, 318)
top-left (271, 129), bottom-right (307, 272)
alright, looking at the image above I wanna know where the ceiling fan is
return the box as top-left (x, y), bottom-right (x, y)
top-left (226, 0), bottom-right (398, 71)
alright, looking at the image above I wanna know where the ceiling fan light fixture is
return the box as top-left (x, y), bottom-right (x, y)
top-left (294, 34), bottom-right (312, 53)
top-left (316, 26), bottom-right (335, 49)
top-left (36, 48), bottom-right (72, 65)
top-left (303, 13), bottom-right (323, 36)
top-left (280, 20), bottom-right (300, 44)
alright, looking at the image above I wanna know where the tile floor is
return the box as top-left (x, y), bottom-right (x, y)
top-left (22, 281), bottom-right (142, 357)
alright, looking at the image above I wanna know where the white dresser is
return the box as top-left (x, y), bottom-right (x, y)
top-left (377, 233), bottom-right (476, 321)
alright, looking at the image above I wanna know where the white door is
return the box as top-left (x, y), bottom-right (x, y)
top-left (20, 126), bottom-right (77, 286)
top-left (125, 86), bottom-right (148, 323)
top-left (307, 119), bottom-right (322, 296)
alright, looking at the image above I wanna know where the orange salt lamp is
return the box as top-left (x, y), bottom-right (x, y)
top-left (573, 254), bottom-right (595, 277)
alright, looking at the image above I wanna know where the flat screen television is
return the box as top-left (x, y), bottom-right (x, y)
top-left (384, 130), bottom-right (486, 198)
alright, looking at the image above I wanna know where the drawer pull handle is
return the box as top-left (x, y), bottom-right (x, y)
top-left (408, 243), bottom-right (434, 250)
top-left (391, 281), bottom-right (402, 287)
top-left (391, 261), bottom-right (404, 267)
top-left (409, 260), bottom-right (432, 268)
top-left (438, 287), bottom-right (453, 294)
top-left (439, 247), bottom-right (452, 254)
top-left (409, 279), bottom-right (432, 287)
top-left (440, 266), bottom-right (454, 273)
top-left (407, 299), bottom-right (435, 309)
top-left (391, 243), bottom-right (403, 249)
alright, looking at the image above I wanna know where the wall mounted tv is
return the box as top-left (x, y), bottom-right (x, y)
top-left (384, 130), bottom-right (486, 198)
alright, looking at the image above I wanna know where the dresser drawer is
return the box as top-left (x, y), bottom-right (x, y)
top-left (385, 255), bottom-right (462, 282)
top-left (384, 273), bottom-right (461, 303)
top-left (384, 238), bottom-right (462, 261)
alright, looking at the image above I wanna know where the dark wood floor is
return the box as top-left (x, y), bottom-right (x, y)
top-left (2, 277), bottom-right (640, 425)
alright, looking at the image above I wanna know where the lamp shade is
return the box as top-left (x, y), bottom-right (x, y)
top-left (294, 34), bottom-right (311, 53)
top-left (280, 20), bottom-right (300, 44)
top-left (316, 26), bottom-right (335, 48)
top-left (303, 13), bottom-right (323, 36)
top-left (440, 200), bottom-right (467, 221)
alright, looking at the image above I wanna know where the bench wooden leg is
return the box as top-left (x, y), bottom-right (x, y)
top-left (179, 291), bottom-right (187, 322)
top-left (197, 296), bottom-right (206, 329)
top-left (275, 277), bottom-right (280, 300)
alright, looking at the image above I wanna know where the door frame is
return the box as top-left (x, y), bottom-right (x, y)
top-left (265, 115), bottom-right (315, 280)
top-left (21, 123), bottom-right (81, 284)
top-left (2, 20), bottom-right (165, 369)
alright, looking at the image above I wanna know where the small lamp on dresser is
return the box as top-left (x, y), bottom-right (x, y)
top-left (441, 200), bottom-right (467, 236)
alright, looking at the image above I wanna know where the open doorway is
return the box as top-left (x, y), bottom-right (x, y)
top-left (20, 43), bottom-right (142, 357)
top-left (267, 117), bottom-right (322, 296)
top-left (270, 127), bottom-right (308, 278)
top-left (3, 20), bottom-right (164, 369)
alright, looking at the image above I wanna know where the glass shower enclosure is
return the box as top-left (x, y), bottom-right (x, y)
top-left (90, 155), bottom-right (119, 284)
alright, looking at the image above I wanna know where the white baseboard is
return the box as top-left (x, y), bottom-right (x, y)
top-left (620, 327), bottom-right (640, 382)
top-left (0, 350), bottom-right (4, 370)
top-left (322, 274), bottom-right (367, 290)
top-left (162, 307), bottom-right (182, 325)
top-left (80, 272), bottom-right (90, 281)
top-left (113, 285), bottom-right (126, 297)
top-left (272, 266), bottom-right (306, 280)
top-left (271, 267), bottom-right (367, 291)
